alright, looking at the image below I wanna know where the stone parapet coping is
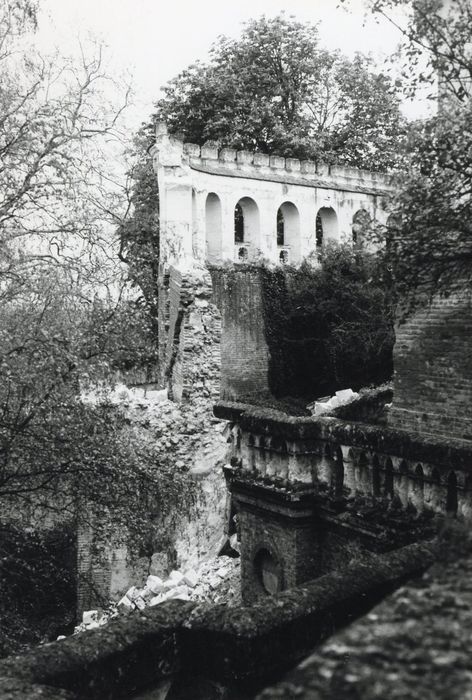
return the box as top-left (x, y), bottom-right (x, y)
top-left (152, 123), bottom-right (394, 197)
top-left (214, 401), bottom-right (472, 472)
top-left (0, 543), bottom-right (436, 699)
top-left (258, 532), bottom-right (472, 700)
top-left (189, 160), bottom-right (393, 196)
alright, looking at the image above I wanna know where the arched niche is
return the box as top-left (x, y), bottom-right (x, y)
top-left (234, 197), bottom-right (260, 260)
top-left (254, 548), bottom-right (282, 595)
top-left (384, 458), bottom-right (394, 498)
top-left (276, 201), bottom-right (300, 264)
top-left (205, 192), bottom-right (222, 263)
top-left (412, 464), bottom-right (425, 511)
top-left (446, 471), bottom-right (458, 516)
top-left (372, 455), bottom-right (381, 497)
top-left (352, 209), bottom-right (372, 246)
top-left (316, 207), bottom-right (339, 250)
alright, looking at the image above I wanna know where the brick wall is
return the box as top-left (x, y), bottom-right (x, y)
top-left (389, 292), bottom-right (472, 441)
top-left (211, 268), bottom-right (271, 402)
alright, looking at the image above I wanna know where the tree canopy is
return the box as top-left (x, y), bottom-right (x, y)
top-left (348, 0), bottom-right (472, 300)
top-left (0, 1), bottom-right (183, 650)
top-left (155, 14), bottom-right (405, 170)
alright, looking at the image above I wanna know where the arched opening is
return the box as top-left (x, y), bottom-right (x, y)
top-left (446, 471), bottom-right (458, 516)
top-left (372, 455), bottom-right (381, 497)
top-left (234, 203), bottom-right (244, 243)
top-left (413, 464), bottom-right (424, 510)
top-left (276, 202), bottom-right (300, 263)
top-left (384, 458), bottom-right (394, 498)
top-left (234, 197), bottom-right (260, 260)
top-left (352, 209), bottom-right (372, 246)
top-left (357, 451), bottom-right (368, 494)
top-left (205, 193), bottom-right (222, 262)
top-left (248, 434), bottom-right (256, 471)
top-left (277, 208), bottom-right (284, 246)
top-left (235, 429), bottom-right (242, 453)
top-left (254, 548), bottom-right (282, 595)
top-left (332, 446), bottom-right (344, 497)
top-left (429, 467), bottom-right (441, 510)
top-left (398, 460), bottom-right (409, 505)
top-left (316, 207), bottom-right (338, 250)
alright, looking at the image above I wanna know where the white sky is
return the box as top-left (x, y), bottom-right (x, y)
top-left (36, 0), bottom-right (429, 129)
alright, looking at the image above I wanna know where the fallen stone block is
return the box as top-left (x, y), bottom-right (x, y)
top-left (117, 595), bottom-right (134, 610)
top-left (168, 570), bottom-right (185, 586)
top-left (183, 569), bottom-right (198, 588)
top-left (125, 586), bottom-right (139, 601)
top-left (149, 594), bottom-right (164, 607)
top-left (335, 388), bottom-right (356, 401)
top-left (162, 585), bottom-right (189, 601)
top-left (82, 610), bottom-right (99, 626)
top-left (134, 596), bottom-right (146, 611)
top-left (145, 574), bottom-right (165, 595)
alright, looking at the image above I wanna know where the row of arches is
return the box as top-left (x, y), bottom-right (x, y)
top-left (231, 428), bottom-right (465, 517)
top-left (204, 192), bottom-right (374, 264)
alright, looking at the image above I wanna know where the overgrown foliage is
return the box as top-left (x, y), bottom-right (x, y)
top-left (0, 0), bottom-right (189, 651)
top-left (262, 244), bottom-right (395, 400)
top-left (0, 524), bottom-right (76, 657)
top-left (343, 0), bottom-right (472, 302)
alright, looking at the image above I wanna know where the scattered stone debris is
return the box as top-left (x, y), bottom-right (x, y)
top-left (308, 388), bottom-right (359, 416)
top-left (71, 555), bottom-right (240, 636)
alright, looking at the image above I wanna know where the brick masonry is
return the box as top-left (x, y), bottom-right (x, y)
top-left (211, 268), bottom-right (271, 402)
top-left (389, 292), bottom-right (472, 442)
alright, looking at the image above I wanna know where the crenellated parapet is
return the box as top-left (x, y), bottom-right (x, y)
top-left (180, 141), bottom-right (392, 196)
top-left (151, 123), bottom-right (394, 269)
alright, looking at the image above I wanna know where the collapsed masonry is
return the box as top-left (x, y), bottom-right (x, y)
top-left (152, 125), bottom-right (472, 606)
top-left (2, 125), bottom-right (472, 700)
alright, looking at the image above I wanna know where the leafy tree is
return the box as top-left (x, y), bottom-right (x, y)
top-left (343, 0), bottom-right (472, 300)
top-left (0, 0), bottom-right (187, 651)
top-left (118, 122), bottom-right (160, 336)
top-left (155, 14), bottom-right (404, 169)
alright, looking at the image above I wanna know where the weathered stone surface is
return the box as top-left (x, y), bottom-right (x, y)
top-left (258, 532), bottom-right (472, 699)
top-left (0, 601), bottom-right (195, 700)
top-left (0, 543), bottom-right (436, 698)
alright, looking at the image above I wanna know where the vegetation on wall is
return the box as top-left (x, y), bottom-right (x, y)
top-left (262, 244), bottom-right (395, 400)
top-left (120, 13), bottom-right (406, 314)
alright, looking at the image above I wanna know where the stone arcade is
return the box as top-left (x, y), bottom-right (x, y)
top-left (152, 122), bottom-right (392, 269)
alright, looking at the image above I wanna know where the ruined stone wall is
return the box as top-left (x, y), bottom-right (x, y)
top-left (77, 266), bottom-right (227, 612)
top-left (160, 265), bottom-right (221, 402)
top-left (211, 268), bottom-right (271, 401)
top-left (389, 292), bottom-right (472, 442)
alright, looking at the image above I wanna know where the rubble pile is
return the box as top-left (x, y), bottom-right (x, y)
top-left (73, 555), bottom-right (240, 634)
top-left (308, 388), bottom-right (359, 416)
